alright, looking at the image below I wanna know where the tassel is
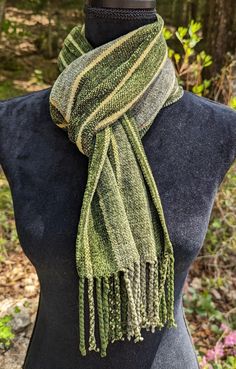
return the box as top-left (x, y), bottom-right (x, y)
top-left (152, 259), bottom-right (162, 329)
top-left (147, 262), bottom-right (155, 332)
top-left (102, 276), bottom-right (110, 347)
top-left (120, 272), bottom-right (128, 335)
top-left (124, 267), bottom-right (143, 343)
top-left (140, 262), bottom-right (147, 327)
top-left (134, 262), bottom-right (141, 326)
top-left (80, 253), bottom-right (176, 357)
top-left (160, 290), bottom-right (167, 325)
top-left (114, 273), bottom-right (123, 340)
top-left (88, 277), bottom-right (98, 352)
top-left (158, 254), bottom-right (169, 325)
top-left (166, 255), bottom-right (177, 328)
top-left (108, 277), bottom-right (116, 343)
top-left (79, 277), bottom-right (86, 356)
top-left (96, 277), bottom-right (107, 357)
top-left (126, 268), bottom-right (134, 340)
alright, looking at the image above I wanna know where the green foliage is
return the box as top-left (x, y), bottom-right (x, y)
top-left (0, 173), bottom-right (19, 261)
top-left (28, 0), bottom-right (49, 11)
top-left (205, 165), bottom-right (236, 256)
top-left (225, 357), bottom-right (236, 369)
top-left (2, 19), bottom-right (29, 39)
top-left (0, 80), bottom-right (25, 100)
top-left (199, 356), bottom-right (236, 369)
top-left (15, 0), bottom-right (84, 12)
top-left (14, 306), bottom-right (21, 314)
top-left (229, 97), bottom-right (236, 109)
top-left (30, 69), bottom-right (45, 85)
top-left (183, 287), bottom-right (223, 322)
top-left (164, 20), bottom-right (213, 96)
top-left (0, 314), bottom-right (15, 348)
top-left (176, 21), bottom-right (202, 51)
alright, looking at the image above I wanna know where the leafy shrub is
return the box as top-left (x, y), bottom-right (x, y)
top-left (0, 315), bottom-right (15, 349)
top-left (164, 20), bottom-right (212, 96)
top-left (0, 172), bottom-right (19, 262)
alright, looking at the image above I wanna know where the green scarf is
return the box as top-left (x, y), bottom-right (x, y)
top-left (49, 13), bottom-right (183, 358)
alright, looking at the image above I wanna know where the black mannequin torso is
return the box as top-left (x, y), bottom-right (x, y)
top-left (0, 6), bottom-right (235, 369)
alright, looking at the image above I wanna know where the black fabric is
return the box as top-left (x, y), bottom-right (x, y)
top-left (0, 89), bottom-right (235, 369)
top-left (86, 0), bottom-right (156, 9)
top-left (0, 6), bottom-right (236, 369)
top-left (84, 4), bottom-right (158, 47)
top-left (84, 4), bottom-right (157, 19)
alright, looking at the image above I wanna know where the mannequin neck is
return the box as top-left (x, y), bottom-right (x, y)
top-left (84, 4), bottom-right (158, 48)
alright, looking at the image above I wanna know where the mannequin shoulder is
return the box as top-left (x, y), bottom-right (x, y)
top-left (170, 91), bottom-right (236, 161)
top-left (0, 88), bottom-right (52, 164)
top-left (152, 90), bottom-right (236, 189)
top-left (0, 87), bottom-right (52, 124)
top-left (183, 91), bottom-right (236, 136)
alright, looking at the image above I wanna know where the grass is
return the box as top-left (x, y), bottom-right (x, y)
top-left (0, 80), bottom-right (25, 100)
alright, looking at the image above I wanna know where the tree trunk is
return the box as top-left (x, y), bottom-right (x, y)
top-left (47, 2), bottom-right (53, 58)
top-left (203, 0), bottom-right (236, 74)
top-left (0, 0), bottom-right (6, 39)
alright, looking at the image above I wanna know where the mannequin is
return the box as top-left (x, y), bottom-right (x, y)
top-left (0, 2), bottom-right (236, 369)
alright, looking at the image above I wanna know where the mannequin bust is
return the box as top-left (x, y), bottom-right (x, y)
top-left (0, 2), bottom-right (236, 369)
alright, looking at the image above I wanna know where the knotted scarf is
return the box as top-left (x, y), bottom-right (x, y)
top-left (49, 13), bottom-right (183, 357)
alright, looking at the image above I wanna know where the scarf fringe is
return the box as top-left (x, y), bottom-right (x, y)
top-left (78, 253), bottom-right (177, 357)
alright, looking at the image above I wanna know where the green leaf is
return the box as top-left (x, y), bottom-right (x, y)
top-left (229, 97), bottom-right (236, 109)
top-left (14, 306), bottom-right (21, 314)
top-left (189, 20), bottom-right (202, 36)
top-left (168, 48), bottom-right (175, 58)
top-left (0, 314), bottom-right (15, 348)
top-left (192, 84), bottom-right (204, 95)
top-left (163, 27), bottom-right (173, 41)
top-left (174, 53), bottom-right (181, 63)
top-left (176, 26), bottom-right (188, 40)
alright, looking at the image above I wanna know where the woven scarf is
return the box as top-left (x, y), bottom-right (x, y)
top-left (49, 13), bottom-right (183, 357)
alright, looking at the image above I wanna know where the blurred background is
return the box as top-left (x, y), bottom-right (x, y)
top-left (0, 1), bottom-right (235, 369)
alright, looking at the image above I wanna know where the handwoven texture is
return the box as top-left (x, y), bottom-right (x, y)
top-left (49, 13), bottom-right (183, 357)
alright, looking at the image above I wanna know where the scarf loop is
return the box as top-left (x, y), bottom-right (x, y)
top-left (49, 13), bottom-right (183, 357)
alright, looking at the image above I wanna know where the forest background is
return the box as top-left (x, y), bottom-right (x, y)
top-left (0, 1), bottom-right (235, 369)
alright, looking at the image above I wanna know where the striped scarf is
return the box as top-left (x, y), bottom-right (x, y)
top-left (49, 13), bottom-right (183, 358)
